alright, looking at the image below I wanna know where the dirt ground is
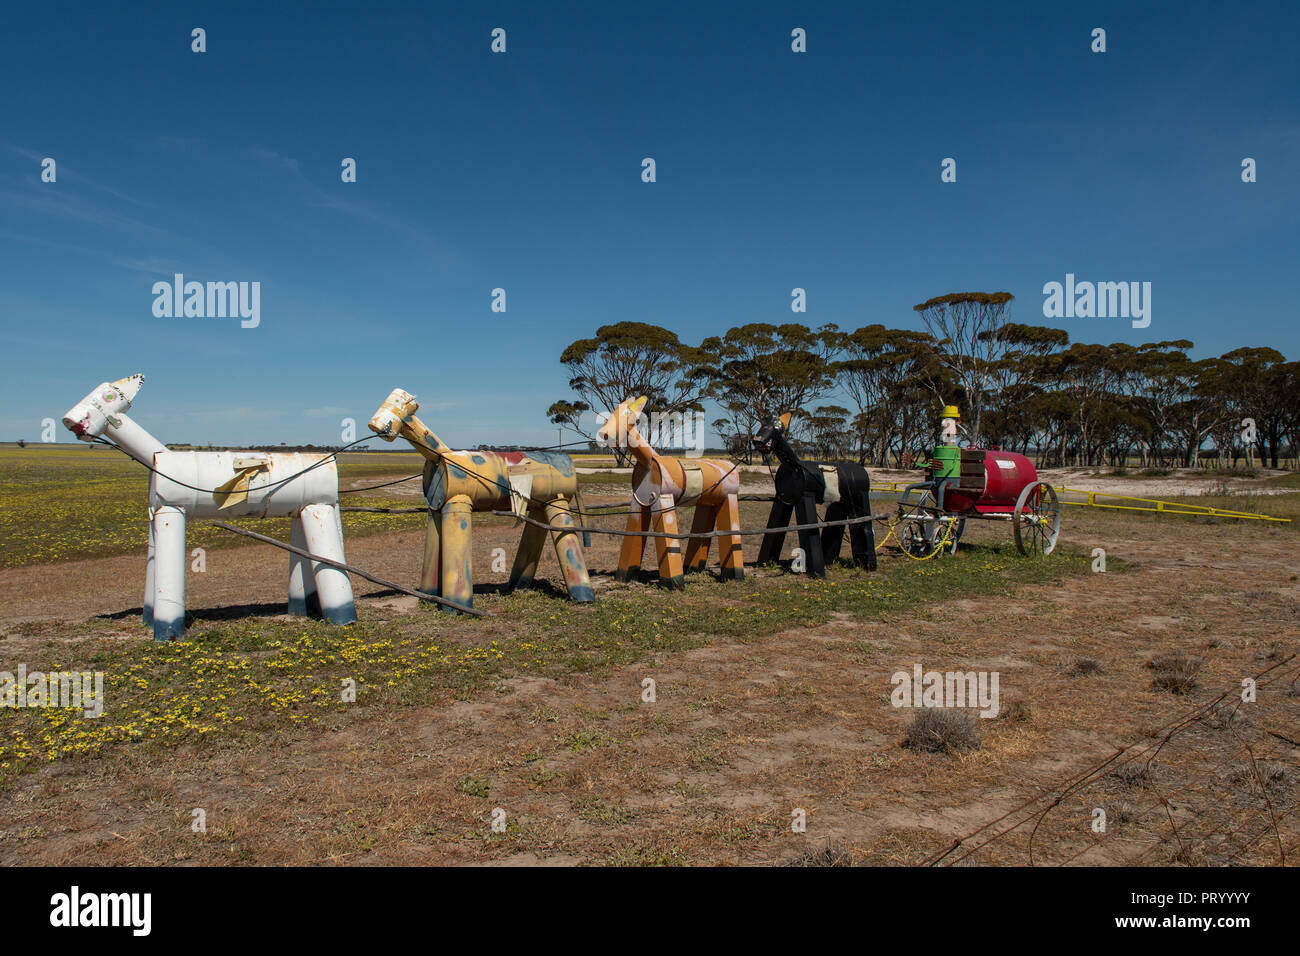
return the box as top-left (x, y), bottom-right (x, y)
top-left (0, 471), bottom-right (1296, 866)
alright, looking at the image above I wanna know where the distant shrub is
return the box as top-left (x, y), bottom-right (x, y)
top-left (904, 709), bottom-right (982, 753)
top-left (1230, 762), bottom-right (1286, 794)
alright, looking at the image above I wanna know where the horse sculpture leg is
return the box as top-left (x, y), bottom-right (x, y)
top-left (545, 496), bottom-right (595, 602)
top-left (299, 503), bottom-right (358, 624)
top-left (794, 492), bottom-right (826, 578)
top-left (507, 506), bottom-right (549, 592)
top-left (288, 509), bottom-right (322, 617)
top-left (821, 500), bottom-right (848, 563)
top-left (651, 493), bottom-right (685, 589)
top-left (616, 503), bottom-right (650, 582)
top-left (420, 509), bottom-right (443, 595)
top-left (683, 503), bottom-right (716, 571)
top-left (142, 514), bottom-right (156, 628)
top-left (849, 490), bottom-right (878, 570)
top-left (151, 504), bottom-right (187, 641)
top-left (758, 499), bottom-right (793, 566)
top-left (439, 495), bottom-right (474, 611)
top-left (716, 493), bottom-right (744, 581)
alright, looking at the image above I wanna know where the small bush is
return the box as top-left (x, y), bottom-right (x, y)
top-left (998, 698), bottom-right (1034, 723)
top-left (1229, 762), bottom-right (1287, 794)
top-left (1109, 801), bottom-right (1137, 825)
top-left (784, 842), bottom-right (854, 867)
top-left (454, 774), bottom-right (490, 798)
top-left (1112, 760), bottom-right (1158, 789)
top-left (1063, 657), bottom-right (1104, 677)
top-left (1200, 701), bottom-right (1249, 732)
top-left (903, 709), bottom-right (982, 753)
top-left (1149, 651), bottom-right (1201, 695)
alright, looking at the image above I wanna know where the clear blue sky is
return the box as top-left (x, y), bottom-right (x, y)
top-left (2, 1), bottom-right (1296, 447)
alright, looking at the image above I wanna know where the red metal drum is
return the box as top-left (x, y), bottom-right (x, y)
top-left (977, 451), bottom-right (1039, 512)
top-left (941, 450), bottom-right (1039, 515)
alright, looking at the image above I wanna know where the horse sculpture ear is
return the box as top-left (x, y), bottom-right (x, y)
top-left (113, 374), bottom-right (145, 404)
top-left (778, 411), bottom-right (792, 431)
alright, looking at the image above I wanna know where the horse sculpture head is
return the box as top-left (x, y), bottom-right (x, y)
top-left (598, 395), bottom-right (649, 449)
top-left (368, 388), bottom-right (450, 454)
top-left (369, 388), bottom-right (419, 442)
top-left (752, 412), bottom-right (794, 458)
top-left (63, 374), bottom-right (146, 441)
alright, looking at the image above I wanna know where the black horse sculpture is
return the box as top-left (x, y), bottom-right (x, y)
top-left (752, 414), bottom-right (877, 577)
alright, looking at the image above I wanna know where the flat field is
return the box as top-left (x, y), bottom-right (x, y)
top-left (0, 444), bottom-right (1296, 865)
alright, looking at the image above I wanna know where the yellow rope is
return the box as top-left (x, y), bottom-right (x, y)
top-left (881, 508), bottom-right (958, 561)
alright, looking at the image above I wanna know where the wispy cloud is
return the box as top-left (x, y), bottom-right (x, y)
top-left (7, 145), bottom-right (148, 207)
top-left (0, 187), bottom-right (176, 240)
top-left (244, 146), bottom-right (463, 267)
top-left (0, 230), bottom-right (180, 273)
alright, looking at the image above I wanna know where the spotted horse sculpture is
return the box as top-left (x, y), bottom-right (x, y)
top-left (368, 388), bottom-right (594, 610)
top-left (597, 396), bottom-right (743, 588)
top-left (62, 374), bottom-right (357, 640)
top-left (751, 413), bottom-right (877, 578)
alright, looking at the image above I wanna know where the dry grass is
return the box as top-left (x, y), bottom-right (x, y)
top-left (0, 454), bottom-right (1297, 866)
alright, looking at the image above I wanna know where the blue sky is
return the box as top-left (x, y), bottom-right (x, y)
top-left (2, 1), bottom-right (1297, 447)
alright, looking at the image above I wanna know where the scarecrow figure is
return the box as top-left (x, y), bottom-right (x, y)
top-left (939, 405), bottom-right (966, 447)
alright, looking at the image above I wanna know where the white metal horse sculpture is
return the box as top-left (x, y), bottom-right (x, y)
top-left (62, 374), bottom-right (357, 640)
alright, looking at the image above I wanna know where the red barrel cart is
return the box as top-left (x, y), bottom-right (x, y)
top-left (897, 445), bottom-right (1061, 557)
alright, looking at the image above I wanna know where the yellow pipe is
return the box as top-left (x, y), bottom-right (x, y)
top-left (1057, 487), bottom-right (1290, 522)
top-left (545, 496), bottom-right (595, 602)
top-left (440, 495), bottom-right (474, 611)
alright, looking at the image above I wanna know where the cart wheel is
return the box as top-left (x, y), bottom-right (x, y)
top-left (900, 492), bottom-right (960, 558)
top-left (1013, 482), bottom-right (1061, 556)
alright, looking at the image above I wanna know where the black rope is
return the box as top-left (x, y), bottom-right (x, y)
top-left (339, 505), bottom-right (428, 514)
top-left (96, 435), bottom-right (378, 497)
top-left (338, 473), bottom-right (422, 493)
top-left (494, 509), bottom-right (892, 540)
top-left (209, 520), bottom-right (484, 617)
top-left (404, 436), bottom-right (745, 522)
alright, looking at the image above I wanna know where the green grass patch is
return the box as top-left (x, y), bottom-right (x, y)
top-left (0, 446), bottom-right (427, 568)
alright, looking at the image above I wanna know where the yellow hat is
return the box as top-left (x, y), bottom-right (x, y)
top-left (942, 405), bottom-right (960, 419)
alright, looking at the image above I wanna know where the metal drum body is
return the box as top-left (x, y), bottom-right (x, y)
top-left (150, 451), bottom-right (339, 517)
top-left (630, 456), bottom-right (738, 507)
top-left (423, 450), bottom-right (578, 511)
top-left (940, 449), bottom-right (1039, 515)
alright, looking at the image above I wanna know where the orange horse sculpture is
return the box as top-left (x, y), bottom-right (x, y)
top-left (598, 397), bottom-right (744, 588)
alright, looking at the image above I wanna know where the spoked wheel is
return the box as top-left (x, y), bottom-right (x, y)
top-left (899, 492), bottom-right (962, 558)
top-left (1013, 482), bottom-right (1061, 556)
